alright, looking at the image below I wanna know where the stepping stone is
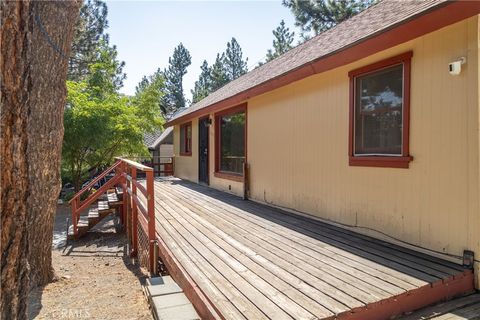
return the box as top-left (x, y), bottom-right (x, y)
top-left (151, 293), bottom-right (199, 320)
top-left (147, 276), bottom-right (182, 297)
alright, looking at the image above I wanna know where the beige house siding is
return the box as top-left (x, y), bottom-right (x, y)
top-left (173, 119), bottom-right (199, 183)
top-left (173, 16), bottom-right (480, 286)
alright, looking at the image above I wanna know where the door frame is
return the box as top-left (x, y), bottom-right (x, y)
top-left (198, 115), bottom-right (210, 185)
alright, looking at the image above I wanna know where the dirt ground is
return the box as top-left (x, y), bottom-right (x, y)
top-left (28, 205), bottom-right (152, 320)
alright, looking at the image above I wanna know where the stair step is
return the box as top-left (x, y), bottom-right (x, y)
top-left (147, 276), bottom-right (182, 297)
top-left (78, 216), bottom-right (89, 225)
top-left (97, 200), bottom-right (110, 212)
top-left (146, 276), bottom-right (199, 320)
top-left (107, 192), bottom-right (119, 203)
top-left (88, 208), bottom-right (99, 218)
top-left (151, 294), bottom-right (199, 320)
top-left (115, 186), bottom-right (124, 196)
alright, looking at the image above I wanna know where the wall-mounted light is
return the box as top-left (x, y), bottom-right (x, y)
top-left (449, 57), bottom-right (466, 76)
top-left (204, 118), bottom-right (212, 127)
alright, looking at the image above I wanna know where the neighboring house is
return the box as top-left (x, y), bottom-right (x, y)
top-left (143, 127), bottom-right (174, 176)
top-left (165, 0), bottom-right (480, 288)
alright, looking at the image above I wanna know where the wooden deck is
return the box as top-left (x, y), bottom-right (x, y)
top-left (400, 294), bottom-right (480, 319)
top-left (152, 178), bottom-right (474, 320)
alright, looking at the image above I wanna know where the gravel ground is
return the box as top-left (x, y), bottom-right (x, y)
top-left (28, 205), bottom-right (152, 320)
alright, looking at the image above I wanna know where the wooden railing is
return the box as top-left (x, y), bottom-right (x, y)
top-left (127, 156), bottom-right (175, 177)
top-left (69, 160), bottom-right (122, 238)
top-left (68, 158), bottom-right (157, 273)
top-left (117, 158), bottom-right (156, 273)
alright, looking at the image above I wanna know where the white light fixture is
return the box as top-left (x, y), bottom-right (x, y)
top-left (449, 57), bottom-right (466, 76)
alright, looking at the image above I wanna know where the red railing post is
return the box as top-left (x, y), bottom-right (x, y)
top-left (121, 162), bottom-right (127, 229)
top-left (72, 197), bottom-right (78, 237)
top-left (146, 170), bottom-right (156, 273)
top-left (131, 167), bottom-right (138, 257)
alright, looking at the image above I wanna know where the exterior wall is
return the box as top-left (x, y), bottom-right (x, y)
top-left (247, 17), bottom-right (480, 285)
top-left (159, 144), bottom-right (173, 158)
top-left (174, 119), bottom-right (199, 183)
top-left (172, 17), bottom-right (480, 285)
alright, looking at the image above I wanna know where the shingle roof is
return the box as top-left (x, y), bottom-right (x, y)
top-left (144, 126), bottom-right (174, 150)
top-left (144, 129), bottom-right (163, 149)
top-left (168, 0), bottom-right (449, 124)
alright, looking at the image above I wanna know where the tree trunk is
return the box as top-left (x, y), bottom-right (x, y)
top-left (1, 1), bottom-right (79, 319)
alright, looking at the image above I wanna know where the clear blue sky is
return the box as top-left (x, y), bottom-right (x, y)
top-left (106, 1), bottom-right (298, 100)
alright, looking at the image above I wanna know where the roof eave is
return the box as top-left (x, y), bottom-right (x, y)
top-left (165, 0), bottom-right (480, 128)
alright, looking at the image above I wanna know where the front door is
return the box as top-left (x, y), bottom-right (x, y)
top-left (198, 117), bottom-right (209, 184)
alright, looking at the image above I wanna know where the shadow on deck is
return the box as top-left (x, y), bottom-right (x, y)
top-left (152, 177), bottom-right (474, 320)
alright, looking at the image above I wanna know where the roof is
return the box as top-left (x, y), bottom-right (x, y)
top-left (166, 0), bottom-right (479, 127)
top-left (144, 126), bottom-right (173, 149)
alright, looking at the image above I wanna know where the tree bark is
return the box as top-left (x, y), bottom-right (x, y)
top-left (1, 1), bottom-right (79, 319)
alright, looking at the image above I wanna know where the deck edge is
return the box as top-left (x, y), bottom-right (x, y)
top-left (338, 269), bottom-right (475, 320)
top-left (155, 235), bottom-right (224, 320)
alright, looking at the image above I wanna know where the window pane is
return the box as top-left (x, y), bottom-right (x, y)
top-left (220, 112), bottom-right (245, 174)
top-left (186, 125), bottom-right (191, 153)
top-left (180, 126), bottom-right (185, 154)
top-left (355, 64), bottom-right (403, 155)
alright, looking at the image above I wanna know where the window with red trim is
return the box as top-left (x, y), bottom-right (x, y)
top-left (180, 122), bottom-right (192, 156)
top-left (349, 52), bottom-right (413, 168)
top-left (215, 104), bottom-right (246, 179)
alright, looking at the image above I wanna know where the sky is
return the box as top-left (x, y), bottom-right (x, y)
top-left (106, 1), bottom-right (298, 100)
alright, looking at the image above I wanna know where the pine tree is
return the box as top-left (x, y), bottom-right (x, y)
top-left (69, 0), bottom-right (108, 81)
top-left (224, 38), bottom-right (248, 81)
top-left (87, 40), bottom-right (126, 97)
top-left (265, 20), bottom-right (295, 62)
top-left (191, 60), bottom-right (213, 104)
top-left (160, 43), bottom-right (192, 118)
top-left (135, 75), bottom-right (150, 94)
top-left (210, 53), bottom-right (229, 92)
top-left (1, 1), bottom-right (79, 318)
top-left (282, 0), bottom-right (376, 39)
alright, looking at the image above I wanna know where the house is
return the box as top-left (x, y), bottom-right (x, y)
top-left (165, 0), bottom-right (480, 289)
top-left (143, 127), bottom-right (174, 176)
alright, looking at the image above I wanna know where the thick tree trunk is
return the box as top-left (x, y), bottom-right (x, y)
top-left (1, 1), bottom-right (79, 319)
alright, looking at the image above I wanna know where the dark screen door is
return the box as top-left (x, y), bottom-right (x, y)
top-left (198, 117), bottom-right (209, 184)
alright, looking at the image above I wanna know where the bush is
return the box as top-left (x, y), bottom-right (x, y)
top-left (64, 191), bottom-right (75, 202)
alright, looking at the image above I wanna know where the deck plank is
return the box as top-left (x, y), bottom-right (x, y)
top-left (151, 179), bottom-right (473, 320)
top-left (159, 182), bottom-right (434, 287)
top-left (158, 183), bottom-right (395, 304)
top-left (158, 188), bottom-right (349, 315)
top-left (157, 182), bottom-right (418, 295)
top-left (156, 198), bottom-right (295, 319)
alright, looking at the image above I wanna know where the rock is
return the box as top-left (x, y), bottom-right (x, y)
top-left (62, 275), bottom-right (71, 280)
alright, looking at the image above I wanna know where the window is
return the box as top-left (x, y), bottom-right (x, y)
top-left (180, 122), bottom-right (192, 156)
top-left (215, 104), bottom-right (246, 180)
top-left (349, 52), bottom-right (413, 168)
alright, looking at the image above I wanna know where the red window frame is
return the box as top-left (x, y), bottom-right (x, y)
top-left (180, 122), bottom-right (192, 156)
top-left (214, 103), bottom-right (247, 182)
top-left (348, 51), bottom-right (413, 168)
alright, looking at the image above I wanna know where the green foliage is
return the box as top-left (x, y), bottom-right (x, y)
top-left (210, 53), bottom-right (229, 92)
top-left (69, 0), bottom-right (109, 81)
top-left (282, 0), bottom-right (376, 39)
top-left (265, 20), bottom-right (295, 63)
top-left (191, 60), bottom-right (212, 104)
top-left (63, 53), bottom-right (164, 191)
top-left (224, 38), bottom-right (248, 81)
top-left (160, 43), bottom-right (192, 118)
top-left (87, 40), bottom-right (126, 97)
top-left (190, 38), bottom-right (248, 105)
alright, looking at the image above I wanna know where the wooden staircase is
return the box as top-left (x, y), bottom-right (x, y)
top-left (69, 158), bottom-right (158, 274)
top-left (68, 188), bottom-right (123, 239)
